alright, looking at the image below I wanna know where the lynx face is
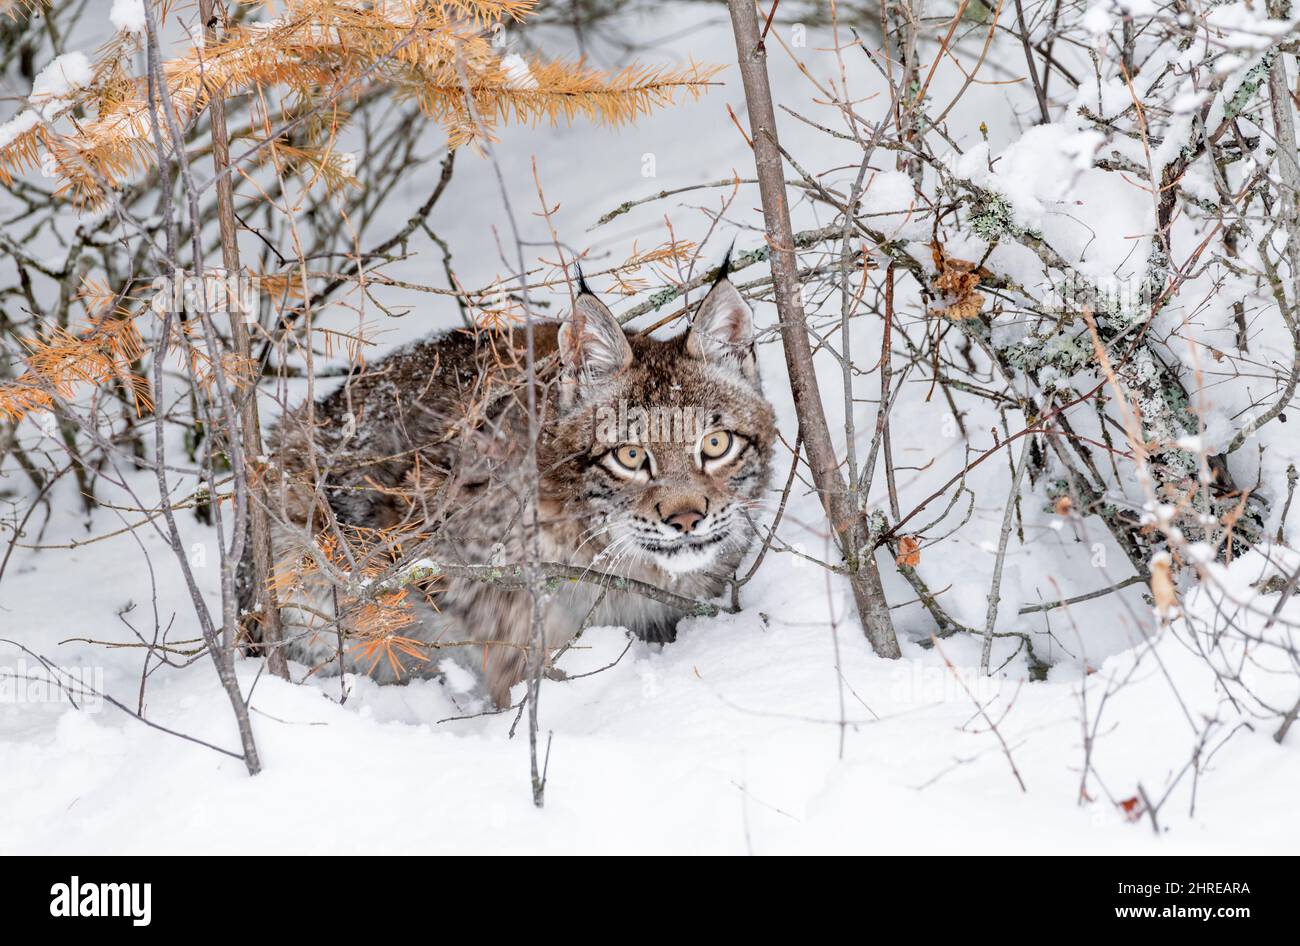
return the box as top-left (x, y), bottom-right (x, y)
top-left (543, 276), bottom-right (776, 577)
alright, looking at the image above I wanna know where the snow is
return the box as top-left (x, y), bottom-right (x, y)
top-left (1117, 0), bottom-right (1159, 15)
top-left (110, 0), bottom-right (146, 35)
top-left (951, 125), bottom-right (1108, 233)
top-left (333, 151), bottom-right (356, 177)
top-left (0, 110), bottom-right (39, 150)
top-left (500, 53), bottom-right (538, 90)
top-left (4, 536), bottom-right (1297, 853)
top-left (1083, 4), bottom-right (1113, 39)
top-left (30, 52), bottom-right (94, 118)
top-left (1172, 90), bottom-right (1209, 114)
top-left (1204, 3), bottom-right (1294, 51)
top-left (859, 170), bottom-right (926, 241)
top-left (1073, 76), bottom-right (1134, 119)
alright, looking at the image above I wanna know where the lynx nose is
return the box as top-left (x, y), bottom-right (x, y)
top-left (661, 506), bottom-right (706, 534)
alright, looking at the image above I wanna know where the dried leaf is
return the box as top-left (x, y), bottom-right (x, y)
top-left (1, 318), bottom-right (151, 420)
top-left (938, 292), bottom-right (986, 320)
top-left (930, 242), bottom-right (988, 320)
top-left (1118, 795), bottom-right (1145, 822)
top-left (1054, 496), bottom-right (1074, 516)
top-left (896, 535), bottom-right (921, 568)
top-left (76, 275), bottom-right (117, 317)
top-left (1150, 553), bottom-right (1176, 616)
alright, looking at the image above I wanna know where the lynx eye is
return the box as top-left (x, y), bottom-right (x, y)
top-left (700, 430), bottom-right (734, 460)
top-left (613, 444), bottom-right (649, 471)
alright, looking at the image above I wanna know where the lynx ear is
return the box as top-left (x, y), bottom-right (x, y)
top-left (558, 289), bottom-right (632, 382)
top-left (686, 276), bottom-right (756, 381)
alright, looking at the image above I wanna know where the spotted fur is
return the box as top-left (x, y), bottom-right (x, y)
top-left (263, 277), bottom-right (775, 705)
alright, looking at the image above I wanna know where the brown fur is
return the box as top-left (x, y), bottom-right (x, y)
top-left (262, 279), bottom-right (775, 705)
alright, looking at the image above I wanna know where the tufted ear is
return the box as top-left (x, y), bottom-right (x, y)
top-left (558, 288), bottom-right (632, 383)
top-left (686, 276), bottom-right (756, 381)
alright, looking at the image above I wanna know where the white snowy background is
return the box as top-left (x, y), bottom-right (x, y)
top-left (1, 1), bottom-right (1298, 854)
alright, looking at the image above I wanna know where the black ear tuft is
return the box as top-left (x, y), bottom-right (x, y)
top-left (713, 240), bottom-right (737, 286)
top-left (575, 262), bottom-right (595, 298)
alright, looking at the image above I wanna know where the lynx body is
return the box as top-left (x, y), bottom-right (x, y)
top-left (263, 276), bottom-right (775, 705)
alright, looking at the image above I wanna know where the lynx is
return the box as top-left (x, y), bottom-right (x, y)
top-left (261, 272), bottom-right (776, 706)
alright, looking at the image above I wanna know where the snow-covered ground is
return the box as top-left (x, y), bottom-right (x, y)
top-left (4, 523), bottom-right (1298, 853)
top-left (1, 3), bottom-right (1298, 854)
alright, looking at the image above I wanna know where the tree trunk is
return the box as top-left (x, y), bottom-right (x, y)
top-left (725, 0), bottom-right (900, 659)
top-left (200, 0), bottom-right (288, 679)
